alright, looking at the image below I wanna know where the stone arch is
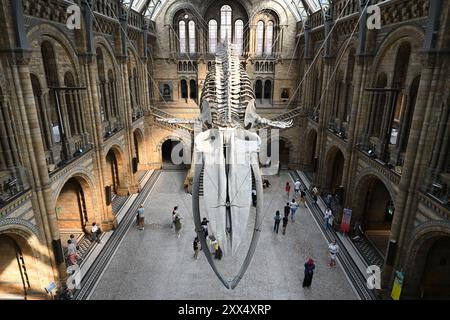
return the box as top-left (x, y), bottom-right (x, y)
top-left (105, 145), bottom-right (126, 195)
top-left (305, 128), bottom-right (318, 172)
top-left (163, 2), bottom-right (199, 26)
top-left (352, 169), bottom-right (397, 209)
top-left (278, 136), bottom-right (293, 169)
top-left (156, 135), bottom-right (188, 152)
top-left (27, 24), bottom-right (81, 85)
top-left (53, 173), bottom-right (96, 234)
top-left (0, 225), bottom-right (48, 300)
top-left (324, 145), bottom-right (346, 193)
top-left (157, 135), bottom-right (189, 168)
top-left (133, 128), bottom-right (145, 165)
top-left (249, 0), bottom-right (291, 26)
top-left (93, 36), bottom-right (120, 76)
top-left (351, 172), bottom-right (396, 255)
top-left (371, 25), bottom-right (424, 76)
top-left (403, 221), bottom-right (450, 299)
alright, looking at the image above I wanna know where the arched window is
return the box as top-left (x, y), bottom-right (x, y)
top-left (220, 5), bottom-right (232, 42)
top-left (188, 21), bottom-right (196, 54)
top-left (190, 80), bottom-right (197, 100)
top-left (264, 80), bottom-right (272, 100)
top-left (256, 21), bottom-right (264, 56)
top-left (108, 70), bottom-right (118, 118)
top-left (179, 21), bottom-right (186, 54)
top-left (390, 43), bottom-right (411, 145)
top-left (372, 73), bottom-right (388, 138)
top-left (134, 67), bottom-right (141, 107)
top-left (41, 41), bottom-right (59, 87)
top-left (235, 20), bottom-right (244, 55)
top-left (265, 21), bottom-right (274, 55)
top-left (41, 41), bottom-right (62, 144)
top-left (64, 72), bottom-right (78, 136)
top-left (180, 80), bottom-right (188, 99)
top-left (209, 20), bottom-right (218, 53)
top-left (255, 80), bottom-right (263, 99)
top-left (30, 74), bottom-right (51, 151)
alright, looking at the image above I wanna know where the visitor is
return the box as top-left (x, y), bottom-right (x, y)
top-left (193, 236), bottom-right (200, 260)
top-left (285, 182), bottom-right (291, 199)
top-left (290, 199), bottom-right (299, 222)
top-left (325, 193), bottom-right (333, 208)
top-left (294, 179), bottom-right (301, 195)
top-left (328, 239), bottom-right (339, 267)
top-left (69, 234), bottom-right (78, 250)
top-left (201, 217), bottom-right (209, 239)
top-left (302, 258), bottom-right (316, 288)
top-left (137, 204), bottom-right (145, 231)
top-left (173, 210), bottom-right (183, 238)
top-left (91, 222), bottom-right (101, 243)
top-left (282, 215), bottom-right (288, 235)
top-left (252, 188), bottom-right (257, 207)
top-left (300, 190), bottom-right (306, 208)
top-left (284, 202), bottom-right (290, 218)
top-left (263, 179), bottom-right (271, 188)
top-left (67, 239), bottom-right (78, 265)
top-left (210, 235), bottom-right (222, 260)
top-left (324, 208), bottom-right (332, 230)
top-left (171, 206), bottom-right (178, 228)
top-left (328, 213), bottom-right (334, 229)
top-left (273, 211), bottom-right (282, 234)
top-left (312, 186), bottom-right (319, 204)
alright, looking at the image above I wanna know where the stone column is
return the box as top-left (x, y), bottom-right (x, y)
top-left (314, 57), bottom-right (334, 188)
top-left (0, 98), bottom-right (15, 168)
top-left (341, 55), bottom-right (368, 210)
top-left (382, 53), bottom-right (443, 289)
top-left (118, 56), bottom-right (139, 194)
top-left (80, 54), bottom-right (117, 231)
top-left (9, 53), bottom-right (63, 285)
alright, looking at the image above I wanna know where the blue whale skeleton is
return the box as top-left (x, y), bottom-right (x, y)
top-left (158, 41), bottom-right (292, 289)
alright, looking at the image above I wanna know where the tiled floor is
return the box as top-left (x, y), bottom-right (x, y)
top-left (90, 171), bottom-right (357, 300)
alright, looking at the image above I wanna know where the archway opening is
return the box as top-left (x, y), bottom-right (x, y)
top-left (55, 177), bottom-right (92, 236)
top-left (255, 80), bottom-right (262, 100)
top-left (180, 80), bottom-right (188, 100)
top-left (279, 139), bottom-right (290, 169)
top-left (0, 234), bottom-right (30, 299)
top-left (264, 80), bottom-right (272, 101)
top-left (189, 80), bottom-right (197, 101)
top-left (419, 237), bottom-right (450, 299)
top-left (305, 130), bottom-right (318, 180)
top-left (106, 148), bottom-right (123, 194)
top-left (133, 130), bottom-right (145, 180)
top-left (161, 139), bottom-right (183, 168)
top-left (326, 148), bottom-right (345, 194)
top-left (356, 176), bottom-right (394, 256)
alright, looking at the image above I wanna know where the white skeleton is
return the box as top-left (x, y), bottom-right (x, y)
top-left (160, 41), bottom-right (292, 256)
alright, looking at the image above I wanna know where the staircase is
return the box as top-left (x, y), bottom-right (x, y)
top-left (63, 232), bottom-right (95, 265)
top-left (149, 107), bottom-right (194, 133)
top-left (351, 236), bottom-right (385, 268)
top-left (111, 195), bottom-right (129, 216)
top-left (199, 168), bottom-right (204, 196)
top-left (76, 236), bottom-right (94, 258)
top-left (258, 107), bottom-right (304, 129)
